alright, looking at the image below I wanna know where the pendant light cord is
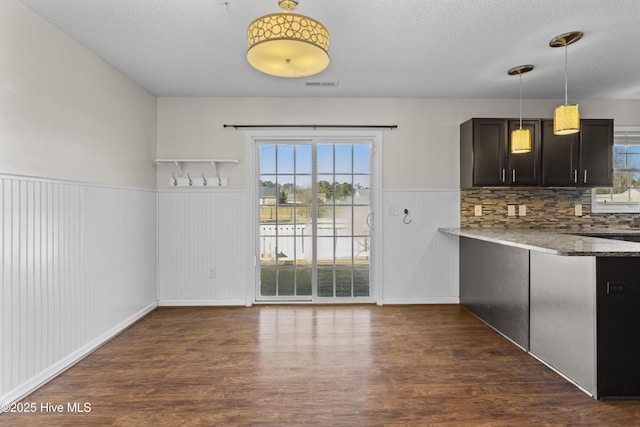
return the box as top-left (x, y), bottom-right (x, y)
top-left (519, 73), bottom-right (523, 129)
top-left (564, 43), bottom-right (569, 105)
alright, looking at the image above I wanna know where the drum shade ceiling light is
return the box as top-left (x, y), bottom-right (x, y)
top-left (550, 31), bottom-right (583, 135)
top-left (247, 0), bottom-right (329, 78)
top-left (508, 65), bottom-right (534, 154)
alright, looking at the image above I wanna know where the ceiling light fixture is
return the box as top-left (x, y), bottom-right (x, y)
top-left (247, 0), bottom-right (329, 78)
top-left (508, 65), bottom-right (534, 154)
top-left (550, 31), bottom-right (583, 135)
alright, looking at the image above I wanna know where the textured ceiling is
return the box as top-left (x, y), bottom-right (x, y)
top-left (17, 0), bottom-right (640, 99)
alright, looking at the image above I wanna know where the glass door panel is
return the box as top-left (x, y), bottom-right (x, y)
top-left (257, 141), bottom-right (371, 301)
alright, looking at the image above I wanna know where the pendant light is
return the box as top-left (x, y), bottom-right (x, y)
top-left (508, 65), bottom-right (534, 154)
top-left (247, 0), bottom-right (330, 78)
top-left (550, 31), bottom-right (583, 135)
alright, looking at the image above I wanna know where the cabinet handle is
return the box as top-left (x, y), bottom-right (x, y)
top-left (501, 169), bottom-right (506, 183)
top-left (512, 169), bottom-right (516, 183)
top-left (573, 169), bottom-right (578, 184)
top-left (584, 169), bottom-right (588, 184)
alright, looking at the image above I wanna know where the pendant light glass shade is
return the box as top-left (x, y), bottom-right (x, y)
top-left (553, 104), bottom-right (580, 135)
top-left (511, 128), bottom-right (532, 153)
top-left (550, 31), bottom-right (583, 136)
top-left (247, 0), bottom-right (329, 78)
top-left (507, 65), bottom-right (534, 154)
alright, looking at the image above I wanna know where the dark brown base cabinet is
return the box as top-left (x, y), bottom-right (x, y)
top-left (461, 118), bottom-right (613, 188)
top-left (460, 237), bottom-right (640, 399)
top-left (596, 257), bottom-right (640, 398)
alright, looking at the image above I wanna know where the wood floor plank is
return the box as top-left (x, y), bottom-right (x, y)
top-left (2, 304), bottom-right (640, 426)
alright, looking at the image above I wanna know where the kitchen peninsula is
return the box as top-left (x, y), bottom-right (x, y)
top-left (440, 227), bottom-right (640, 399)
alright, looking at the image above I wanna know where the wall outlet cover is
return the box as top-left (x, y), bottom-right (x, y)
top-left (474, 205), bottom-right (482, 216)
top-left (575, 204), bottom-right (583, 216)
top-left (507, 205), bottom-right (516, 217)
top-left (519, 205), bottom-right (527, 217)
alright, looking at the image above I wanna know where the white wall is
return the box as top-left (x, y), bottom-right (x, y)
top-left (0, 176), bottom-right (157, 404)
top-left (1, 0), bottom-right (157, 188)
top-left (158, 190), bottom-right (249, 306)
top-left (0, 1), bottom-right (158, 403)
top-left (382, 190), bottom-right (460, 303)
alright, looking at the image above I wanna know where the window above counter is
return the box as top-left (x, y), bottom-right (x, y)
top-left (592, 126), bottom-right (640, 214)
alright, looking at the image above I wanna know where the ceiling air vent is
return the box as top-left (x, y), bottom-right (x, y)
top-left (305, 81), bottom-right (338, 87)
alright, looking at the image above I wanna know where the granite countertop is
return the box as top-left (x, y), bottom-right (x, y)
top-left (438, 228), bottom-right (640, 256)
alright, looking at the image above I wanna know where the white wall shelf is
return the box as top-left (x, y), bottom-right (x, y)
top-left (154, 159), bottom-right (239, 177)
top-left (154, 159), bottom-right (239, 187)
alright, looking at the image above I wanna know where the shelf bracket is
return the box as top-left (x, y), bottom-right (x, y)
top-left (171, 161), bottom-right (185, 177)
top-left (210, 161), bottom-right (219, 180)
top-left (210, 161), bottom-right (223, 186)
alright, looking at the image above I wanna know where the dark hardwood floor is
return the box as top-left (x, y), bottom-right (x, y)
top-left (3, 304), bottom-right (640, 426)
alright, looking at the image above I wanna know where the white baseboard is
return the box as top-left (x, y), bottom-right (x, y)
top-left (158, 299), bottom-right (248, 306)
top-left (0, 301), bottom-right (157, 405)
top-left (381, 297), bottom-right (460, 305)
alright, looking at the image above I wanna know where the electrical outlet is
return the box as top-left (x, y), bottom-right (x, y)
top-left (519, 205), bottom-right (527, 217)
top-left (575, 204), bottom-right (583, 216)
top-left (208, 268), bottom-right (216, 278)
top-left (474, 205), bottom-right (482, 216)
top-left (389, 205), bottom-right (399, 216)
top-left (507, 205), bottom-right (516, 217)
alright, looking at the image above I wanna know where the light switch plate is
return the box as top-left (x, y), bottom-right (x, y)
top-left (519, 205), bottom-right (527, 217)
top-left (507, 205), bottom-right (516, 217)
top-left (474, 205), bottom-right (482, 216)
top-left (575, 204), bottom-right (583, 216)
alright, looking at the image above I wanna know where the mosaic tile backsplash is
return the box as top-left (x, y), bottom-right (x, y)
top-left (461, 188), bottom-right (640, 229)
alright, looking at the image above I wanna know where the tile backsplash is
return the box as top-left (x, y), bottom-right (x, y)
top-left (461, 188), bottom-right (638, 229)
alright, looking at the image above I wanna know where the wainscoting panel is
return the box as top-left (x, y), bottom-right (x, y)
top-left (381, 189), bottom-right (460, 304)
top-left (0, 175), bottom-right (157, 403)
top-left (157, 191), bottom-right (249, 305)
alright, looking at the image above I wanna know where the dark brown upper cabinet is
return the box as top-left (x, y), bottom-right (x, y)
top-left (461, 117), bottom-right (612, 188)
top-left (541, 119), bottom-right (613, 187)
top-left (508, 119), bottom-right (541, 185)
top-left (460, 118), bottom-right (540, 188)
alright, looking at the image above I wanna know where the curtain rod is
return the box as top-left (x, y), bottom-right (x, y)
top-left (223, 124), bottom-right (397, 130)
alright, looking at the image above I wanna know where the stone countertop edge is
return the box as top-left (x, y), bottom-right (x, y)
top-left (438, 228), bottom-right (640, 257)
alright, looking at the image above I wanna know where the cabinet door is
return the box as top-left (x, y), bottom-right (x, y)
top-left (596, 257), bottom-right (640, 398)
top-left (508, 119), bottom-right (540, 185)
top-left (579, 119), bottom-right (613, 186)
top-left (473, 119), bottom-right (507, 186)
top-left (541, 120), bottom-right (579, 186)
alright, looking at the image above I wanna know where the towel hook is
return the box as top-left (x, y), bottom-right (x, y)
top-left (202, 173), bottom-right (207, 186)
top-left (403, 208), bottom-right (412, 224)
top-left (188, 173), bottom-right (193, 186)
top-left (172, 173), bottom-right (178, 186)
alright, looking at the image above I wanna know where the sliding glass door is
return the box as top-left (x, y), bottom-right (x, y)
top-left (257, 140), bottom-right (372, 301)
